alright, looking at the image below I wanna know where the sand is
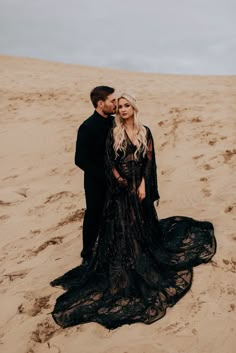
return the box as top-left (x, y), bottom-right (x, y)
top-left (0, 55), bottom-right (235, 353)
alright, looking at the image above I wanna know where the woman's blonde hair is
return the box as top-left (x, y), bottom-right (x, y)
top-left (113, 93), bottom-right (147, 159)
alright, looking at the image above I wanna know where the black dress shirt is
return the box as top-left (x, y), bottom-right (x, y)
top-left (75, 110), bottom-right (114, 188)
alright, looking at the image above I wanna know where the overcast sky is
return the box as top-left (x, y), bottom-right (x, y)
top-left (0, 0), bottom-right (235, 74)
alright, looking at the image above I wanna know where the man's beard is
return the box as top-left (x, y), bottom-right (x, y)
top-left (102, 107), bottom-right (116, 116)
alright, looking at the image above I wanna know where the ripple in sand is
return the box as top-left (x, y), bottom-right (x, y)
top-left (56, 208), bottom-right (85, 228)
top-left (29, 236), bottom-right (64, 256)
top-left (4, 269), bottom-right (30, 282)
top-left (44, 191), bottom-right (77, 204)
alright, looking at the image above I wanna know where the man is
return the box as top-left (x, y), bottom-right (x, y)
top-left (75, 86), bottom-right (116, 265)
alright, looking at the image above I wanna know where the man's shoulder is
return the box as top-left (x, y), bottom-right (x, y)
top-left (76, 113), bottom-right (96, 134)
top-left (78, 112), bottom-right (114, 133)
top-left (81, 113), bottom-right (96, 128)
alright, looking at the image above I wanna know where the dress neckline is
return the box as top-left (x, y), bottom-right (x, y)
top-left (125, 129), bottom-right (136, 147)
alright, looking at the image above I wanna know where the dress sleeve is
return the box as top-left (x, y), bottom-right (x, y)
top-left (143, 127), bottom-right (160, 202)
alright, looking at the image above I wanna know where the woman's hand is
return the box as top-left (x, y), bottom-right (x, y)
top-left (137, 178), bottom-right (146, 201)
top-left (117, 176), bottom-right (128, 189)
top-left (113, 168), bottom-right (128, 189)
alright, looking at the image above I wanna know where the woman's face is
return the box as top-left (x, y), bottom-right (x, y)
top-left (118, 98), bottom-right (134, 120)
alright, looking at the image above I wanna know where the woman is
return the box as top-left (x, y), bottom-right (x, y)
top-left (50, 94), bottom-right (216, 329)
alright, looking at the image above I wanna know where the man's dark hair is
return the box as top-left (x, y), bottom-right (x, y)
top-left (90, 86), bottom-right (115, 108)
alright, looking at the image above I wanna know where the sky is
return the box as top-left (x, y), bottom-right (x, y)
top-left (0, 0), bottom-right (236, 74)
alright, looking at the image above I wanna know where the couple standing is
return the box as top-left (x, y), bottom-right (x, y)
top-left (50, 86), bottom-right (216, 329)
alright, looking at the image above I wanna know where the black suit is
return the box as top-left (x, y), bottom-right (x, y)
top-left (75, 110), bottom-right (114, 260)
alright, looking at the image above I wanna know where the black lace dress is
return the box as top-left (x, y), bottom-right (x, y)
top-left (50, 127), bottom-right (216, 329)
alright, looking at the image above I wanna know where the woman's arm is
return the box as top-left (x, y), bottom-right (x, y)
top-left (112, 167), bottom-right (128, 188)
top-left (137, 176), bottom-right (146, 201)
top-left (105, 129), bottom-right (128, 190)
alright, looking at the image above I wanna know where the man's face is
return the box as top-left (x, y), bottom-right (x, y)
top-left (101, 94), bottom-right (116, 115)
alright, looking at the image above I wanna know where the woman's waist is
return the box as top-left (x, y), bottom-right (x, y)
top-left (117, 161), bottom-right (143, 179)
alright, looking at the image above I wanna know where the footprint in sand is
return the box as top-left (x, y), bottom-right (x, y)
top-left (193, 154), bottom-right (204, 160)
top-left (164, 321), bottom-right (180, 333)
top-left (192, 328), bottom-right (198, 335)
top-left (161, 167), bottom-right (175, 176)
top-left (64, 168), bottom-right (78, 176)
top-left (160, 141), bottom-right (168, 150)
top-left (224, 203), bottom-right (236, 214)
top-left (208, 139), bottom-right (217, 146)
top-left (222, 258), bottom-right (236, 273)
top-left (164, 321), bottom-right (189, 334)
top-left (200, 177), bottom-right (208, 182)
top-left (30, 229), bottom-right (41, 235)
top-left (188, 296), bottom-right (206, 318)
top-left (201, 187), bottom-right (211, 197)
top-left (227, 287), bottom-right (236, 296)
top-left (210, 260), bottom-right (220, 269)
top-left (31, 317), bottom-right (59, 343)
top-left (18, 295), bottom-right (51, 317)
top-left (48, 168), bottom-right (60, 176)
top-left (203, 163), bottom-right (214, 170)
top-left (169, 107), bottom-right (189, 115)
top-left (222, 149), bottom-right (236, 163)
top-left (65, 204), bottom-right (77, 210)
top-left (64, 144), bottom-right (74, 153)
top-left (7, 104), bottom-right (17, 112)
top-left (0, 214), bottom-right (10, 221)
top-left (200, 131), bottom-right (215, 142)
top-left (228, 304), bottom-right (235, 312)
top-left (191, 117), bottom-right (202, 123)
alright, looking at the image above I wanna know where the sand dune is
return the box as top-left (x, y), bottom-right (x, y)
top-left (0, 56), bottom-right (235, 353)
